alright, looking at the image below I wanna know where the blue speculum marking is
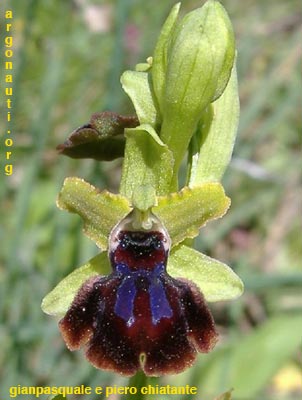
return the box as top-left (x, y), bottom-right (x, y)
top-left (149, 265), bottom-right (173, 324)
top-left (114, 263), bottom-right (173, 326)
top-left (114, 267), bottom-right (137, 327)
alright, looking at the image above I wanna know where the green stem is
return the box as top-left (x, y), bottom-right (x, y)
top-left (128, 372), bottom-right (157, 400)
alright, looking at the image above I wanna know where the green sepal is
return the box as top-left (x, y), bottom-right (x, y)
top-left (57, 177), bottom-right (131, 250)
top-left (167, 245), bottom-right (243, 302)
top-left (41, 252), bottom-right (110, 317)
top-left (132, 184), bottom-right (157, 212)
top-left (188, 63), bottom-right (239, 185)
top-left (120, 71), bottom-right (158, 127)
top-left (154, 183), bottom-right (230, 246)
top-left (120, 124), bottom-right (174, 199)
top-left (152, 2), bottom-right (181, 116)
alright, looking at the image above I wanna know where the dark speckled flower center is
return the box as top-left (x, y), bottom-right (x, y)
top-left (111, 230), bottom-right (168, 271)
top-left (120, 232), bottom-right (162, 255)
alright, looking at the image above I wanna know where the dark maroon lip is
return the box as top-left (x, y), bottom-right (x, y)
top-left (59, 212), bottom-right (217, 376)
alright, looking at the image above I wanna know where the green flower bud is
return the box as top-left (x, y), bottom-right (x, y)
top-left (156, 0), bottom-right (235, 176)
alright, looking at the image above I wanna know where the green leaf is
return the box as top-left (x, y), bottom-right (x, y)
top-left (160, 0), bottom-right (235, 172)
top-left (229, 314), bottom-right (302, 398)
top-left (120, 124), bottom-right (174, 199)
top-left (152, 2), bottom-right (181, 115)
top-left (188, 63), bottom-right (239, 185)
top-left (186, 315), bottom-right (302, 399)
top-left (168, 245), bottom-right (243, 302)
top-left (154, 183), bottom-right (230, 246)
top-left (57, 177), bottom-right (131, 249)
top-left (41, 252), bottom-right (110, 317)
top-left (121, 71), bottom-right (158, 127)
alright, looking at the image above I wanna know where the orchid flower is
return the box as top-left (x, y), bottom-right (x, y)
top-left (42, 0), bottom-right (243, 377)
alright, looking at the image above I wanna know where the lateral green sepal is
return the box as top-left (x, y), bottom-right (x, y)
top-left (167, 245), bottom-right (244, 302)
top-left (41, 252), bottom-right (110, 317)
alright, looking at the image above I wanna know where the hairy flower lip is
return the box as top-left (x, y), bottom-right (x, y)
top-left (59, 216), bottom-right (218, 376)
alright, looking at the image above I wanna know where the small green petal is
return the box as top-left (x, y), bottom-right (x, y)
top-left (57, 177), bottom-right (131, 249)
top-left (41, 252), bottom-right (110, 317)
top-left (154, 183), bottom-right (230, 246)
top-left (120, 71), bottom-right (158, 127)
top-left (120, 124), bottom-right (174, 199)
top-left (167, 245), bottom-right (244, 302)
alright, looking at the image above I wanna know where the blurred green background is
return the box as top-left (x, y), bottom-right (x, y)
top-left (0, 0), bottom-right (301, 399)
